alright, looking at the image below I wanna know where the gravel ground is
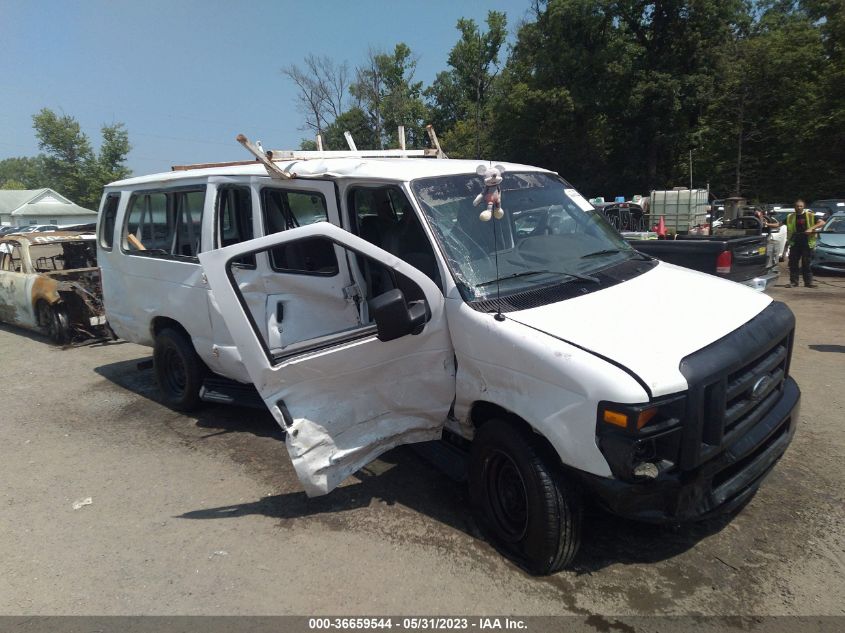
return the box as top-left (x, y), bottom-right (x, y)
top-left (0, 264), bottom-right (843, 616)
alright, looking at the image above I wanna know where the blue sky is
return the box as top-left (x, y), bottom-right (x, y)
top-left (0, 0), bottom-right (532, 175)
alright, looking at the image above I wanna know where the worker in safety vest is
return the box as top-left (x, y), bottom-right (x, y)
top-left (785, 199), bottom-right (825, 287)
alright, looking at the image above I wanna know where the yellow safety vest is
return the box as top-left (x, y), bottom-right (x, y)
top-left (786, 211), bottom-right (818, 248)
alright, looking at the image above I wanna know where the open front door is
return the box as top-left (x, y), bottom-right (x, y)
top-left (199, 222), bottom-right (455, 496)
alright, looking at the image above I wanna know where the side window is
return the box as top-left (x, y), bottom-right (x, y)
top-left (261, 188), bottom-right (338, 275)
top-left (348, 186), bottom-right (441, 291)
top-left (122, 188), bottom-right (206, 259)
top-left (172, 190), bottom-right (204, 257)
top-left (1, 244), bottom-right (24, 272)
top-left (99, 194), bottom-right (120, 250)
top-left (124, 192), bottom-right (168, 251)
top-left (216, 186), bottom-right (255, 268)
top-left (225, 237), bottom-right (429, 361)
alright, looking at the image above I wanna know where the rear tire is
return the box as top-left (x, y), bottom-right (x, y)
top-left (153, 328), bottom-right (204, 412)
top-left (469, 419), bottom-right (582, 575)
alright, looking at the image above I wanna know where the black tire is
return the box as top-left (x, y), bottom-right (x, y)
top-left (37, 301), bottom-right (69, 345)
top-left (153, 328), bottom-right (204, 412)
top-left (469, 419), bottom-right (582, 575)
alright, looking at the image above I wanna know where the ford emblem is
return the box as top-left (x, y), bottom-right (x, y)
top-left (750, 375), bottom-right (772, 401)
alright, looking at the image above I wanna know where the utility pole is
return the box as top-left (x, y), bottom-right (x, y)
top-left (689, 149), bottom-right (693, 190)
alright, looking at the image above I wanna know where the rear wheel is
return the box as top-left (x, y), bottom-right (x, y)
top-left (153, 328), bottom-right (204, 411)
top-left (469, 419), bottom-right (582, 575)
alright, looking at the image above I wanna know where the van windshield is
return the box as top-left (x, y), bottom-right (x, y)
top-left (411, 172), bottom-right (639, 301)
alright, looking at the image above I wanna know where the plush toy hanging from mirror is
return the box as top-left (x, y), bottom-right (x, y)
top-left (474, 164), bottom-right (506, 221)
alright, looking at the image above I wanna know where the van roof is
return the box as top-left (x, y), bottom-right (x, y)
top-left (105, 158), bottom-right (553, 188)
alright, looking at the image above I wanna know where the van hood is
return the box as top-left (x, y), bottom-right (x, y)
top-left (507, 261), bottom-right (772, 398)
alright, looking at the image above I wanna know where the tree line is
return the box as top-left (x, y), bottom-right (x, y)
top-left (285, 0), bottom-right (843, 201)
top-left (0, 109), bottom-right (131, 210)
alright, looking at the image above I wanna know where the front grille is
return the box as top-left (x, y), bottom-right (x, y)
top-left (723, 341), bottom-right (788, 432)
top-left (678, 301), bottom-right (795, 470)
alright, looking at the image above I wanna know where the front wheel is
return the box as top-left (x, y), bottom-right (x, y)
top-left (37, 301), bottom-right (69, 345)
top-left (469, 419), bottom-right (582, 575)
top-left (153, 328), bottom-right (204, 412)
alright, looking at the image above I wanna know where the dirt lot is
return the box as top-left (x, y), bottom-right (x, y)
top-left (1, 266), bottom-right (843, 616)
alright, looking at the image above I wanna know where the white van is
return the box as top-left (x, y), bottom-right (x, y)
top-left (97, 148), bottom-right (800, 574)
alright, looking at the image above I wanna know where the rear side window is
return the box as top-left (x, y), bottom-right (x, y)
top-left (122, 188), bottom-right (206, 259)
top-left (216, 186), bottom-right (255, 268)
top-left (99, 194), bottom-right (120, 250)
top-left (261, 188), bottom-right (337, 275)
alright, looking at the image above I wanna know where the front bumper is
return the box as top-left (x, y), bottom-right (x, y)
top-left (581, 377), bottom-right (799, 522)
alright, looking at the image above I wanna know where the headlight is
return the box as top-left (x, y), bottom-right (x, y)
top-left (596, 394), bottom-right (686, 481)
top-left (597, 395), bottom-right (684, 434)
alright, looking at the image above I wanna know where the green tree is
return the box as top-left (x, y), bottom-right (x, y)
top-left (32, 108), bottom-right (131, 209)
top-left (445, 11), bottom-right (507, 158)
top-left (33, 108), bottom-right (93, 204)
top-left (321, 107), bottom-right (380, 150)
top-left (0, 156), bottom-right (48, 189)
top-left (801, 0), bottom-right (845, 196)
top-left (350, 44), bottom-right (428, 149)
top-left (490, 0), bottom-right (747, 195)
top-left (696, 1), bottom-right (830, 199)
top-left (0, 178), bottom-right (27, 190)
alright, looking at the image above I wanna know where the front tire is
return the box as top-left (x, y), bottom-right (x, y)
top-left (153, 328), bottom-right (204, 412)
top-left (469, 419), bottom-right (582, 575)
top-left (37, 301), bottom-right (69, 345)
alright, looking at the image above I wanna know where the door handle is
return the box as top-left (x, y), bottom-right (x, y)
top-left (276, 301), bottom-right (284, 323)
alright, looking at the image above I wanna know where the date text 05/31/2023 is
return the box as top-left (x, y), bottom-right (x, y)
top-left (307, 617), bottom-right (527, 630)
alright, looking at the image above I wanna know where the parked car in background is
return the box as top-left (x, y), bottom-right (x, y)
top-left (812, 212), bottom-right (845, 274)
top-left (809, 199), bottom-right (845, 220)
top-left (0, 231), bottom-right (110, 343)
top-left (8, 224), bottom-right (60, 234)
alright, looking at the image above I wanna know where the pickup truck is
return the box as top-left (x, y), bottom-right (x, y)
top-left (627, 234), bottom-right (777, 290)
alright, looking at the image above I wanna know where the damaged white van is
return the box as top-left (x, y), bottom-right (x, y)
top-left (97, 139), bottom-right (800, 574)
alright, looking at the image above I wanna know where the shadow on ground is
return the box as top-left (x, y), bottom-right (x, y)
top-left (0, 321), bottom-right (125, 348)
top-left (95, 356), bottom-right (744, 573)
top-left (94, 356), bottom-right (284, 440)
top-left (808, 344), bottom-right (845, 354)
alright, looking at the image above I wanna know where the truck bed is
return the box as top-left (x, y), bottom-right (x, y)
top-left (628, 235), bottom-right (771, 285)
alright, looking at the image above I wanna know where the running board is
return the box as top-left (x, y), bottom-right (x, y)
top-left (200, 376), bottom-right (266, 410)
top-left (410, 435), bottom-right (469, 483)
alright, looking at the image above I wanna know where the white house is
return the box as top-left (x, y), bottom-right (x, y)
top-left (0, 188), bottom-right (97, 227)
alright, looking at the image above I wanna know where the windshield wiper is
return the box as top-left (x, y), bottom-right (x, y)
top-left (476, 269), bottom-right (599, 287)
top-left (580, 249), bottom-right (622, 259)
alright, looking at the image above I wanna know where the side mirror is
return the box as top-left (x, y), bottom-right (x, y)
top-left (369, 288), bottom-right (429, 342)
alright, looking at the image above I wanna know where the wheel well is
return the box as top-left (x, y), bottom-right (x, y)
top-left (151, 316), bottom-right (189, 340)
top-left (35, 299), bottom-right (51, 326)
top-left (469, 401), bottom-right (562, 466)
top-left (151, 317), bottom-right (210, 373)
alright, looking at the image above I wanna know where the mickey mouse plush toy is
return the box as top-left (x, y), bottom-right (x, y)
top-left (474, 164), bottom-right (506, 221)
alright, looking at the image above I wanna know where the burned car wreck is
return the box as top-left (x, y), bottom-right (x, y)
top-left (0, 231), bottom-right (110, 343)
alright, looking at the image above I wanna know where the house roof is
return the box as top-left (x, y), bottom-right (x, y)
top-left (0, 189), bottom-right (96, 217)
